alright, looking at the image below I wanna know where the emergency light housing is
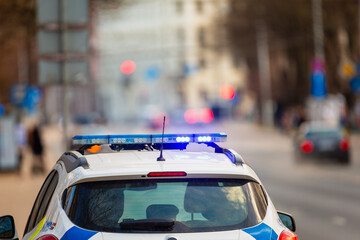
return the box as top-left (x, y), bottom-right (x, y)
top-left (73, 133), bottom-right (227, 146)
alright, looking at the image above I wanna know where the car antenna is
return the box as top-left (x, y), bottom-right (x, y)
top-left (157, 116), bottom-right (166, 161)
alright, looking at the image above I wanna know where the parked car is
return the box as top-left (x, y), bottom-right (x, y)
top-left (294, 121), bottom-right (350, 164)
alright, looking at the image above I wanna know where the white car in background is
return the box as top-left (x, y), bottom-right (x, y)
top-left (0, 133), bottom-right (299, 240)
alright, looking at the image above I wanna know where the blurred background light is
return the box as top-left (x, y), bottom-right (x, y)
top-left (0, 104), bottom-right (4, 117)
top-left (184, 108), bottom-right (214, 124)
top-left (152, 112), bottom-right (169, 128)
top-left (184, 109), bottom-right (199, 124)
top-left (220, 84), bottom-right (235, 100)
top-left (120, 60), bottom-right (136, 75)
top-left (200, 108), bottom-right (214, 123)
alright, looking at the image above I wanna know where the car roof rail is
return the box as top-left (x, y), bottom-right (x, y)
top-left (58, 150), bottom-right (89, 173)
top-left (207, 143), bottom-right (245, 165)
top-left (222, 148), bottom-right (245, 165)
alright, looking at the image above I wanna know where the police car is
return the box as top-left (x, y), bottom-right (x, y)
top-left (0, 133), bottom-right (299, 240)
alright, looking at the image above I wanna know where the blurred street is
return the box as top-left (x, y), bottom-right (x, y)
top-left (225, 123), bottom-right (360, 240)
top-left (2, 1), bottom-right (360, 239)
top-left (0, 120), bottom-right (359, 240)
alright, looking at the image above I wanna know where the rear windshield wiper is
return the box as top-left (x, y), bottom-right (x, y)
top-left (120, 218), bottom-right (175, 231)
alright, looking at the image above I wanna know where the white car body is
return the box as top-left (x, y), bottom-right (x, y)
top-left (14, 133), bottom-right (297, 240)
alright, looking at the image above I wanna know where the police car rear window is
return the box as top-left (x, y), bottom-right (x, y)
top-left (63, 178), bottom-right (267, 233)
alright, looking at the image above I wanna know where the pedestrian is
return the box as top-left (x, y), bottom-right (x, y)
top-left (28, 124), bottom-right (45, 174)
top-left (15, 116), bottom-right (27, 173)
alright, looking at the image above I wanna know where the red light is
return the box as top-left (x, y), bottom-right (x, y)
top-left (278, 229), bottom-right (299, 240)
top-left (120, 60), bottom-right (136, 75)
top-left (339, 139), bottom-right (349, 151)
top-left (148, 172), bottom-right (187, 177)
top-left (300, 140), bottom-right (314, 153)
top-left (200, 108), bottom-right (214, 123)
top-left (153, 112), bottom-right (169, 128)
top-left (184, 109), bottom-right (199, 124)
top-left (220, 84), bottom-right (235, 100)
top-left (36, 235), bottom-right (59, 240)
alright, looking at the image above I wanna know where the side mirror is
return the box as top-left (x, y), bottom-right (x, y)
top-left (277, 211), bottom-right (296, 232)
top-left (0, 215), bottom-right (18, 239)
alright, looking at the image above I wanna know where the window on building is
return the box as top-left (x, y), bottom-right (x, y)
top-left (196, 1), bottom-right (204, 14)
top-left (176, 1), bottom-right (183, 14)
top-left (177, 28), bottom-right (185, 42)
top-left (198, 27), bottom-right (206, 47)
top-left (199, 58), bottom-right (207, 69)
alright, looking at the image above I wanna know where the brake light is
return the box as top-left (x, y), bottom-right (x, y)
top-left (300, 141), bottom-right (314, 153)
top-left (279, 229), bottom-right (299, 240)
top-left (339, 139), bottom-right (349, 151)
top-left (36, 235), bottom-right (58, 240)
top-left (147, 172), bottom-right (187, 177)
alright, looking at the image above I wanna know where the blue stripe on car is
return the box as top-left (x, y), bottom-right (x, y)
top-left (60, 226), bottom-right (97, 240)
top-left (243, 223), bottom-right (278, 240)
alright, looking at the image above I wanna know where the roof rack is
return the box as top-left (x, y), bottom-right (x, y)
top-left (58, 151), bottom-right (89, 173)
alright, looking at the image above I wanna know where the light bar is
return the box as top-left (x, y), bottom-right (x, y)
top-left (110, 135), bottom-right (152, 144)
top-left (73, 135), bottom-right (109, 145)
top-left (73, 133), bottom-right (227, 146)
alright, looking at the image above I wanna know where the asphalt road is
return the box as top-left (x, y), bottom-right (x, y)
top-left (0, 121), bottom-right (359, 240)
top-left (222, 123), bottom-right (360, 240)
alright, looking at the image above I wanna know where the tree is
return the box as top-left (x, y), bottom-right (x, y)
top-left (0, 0), bottom-right (36, 103)
top-left (225, 0), bottom-right (359, 108)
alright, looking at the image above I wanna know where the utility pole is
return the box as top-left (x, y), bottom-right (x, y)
top-left (256, 20), bottom-right (274, 127)
top-left (309, 0), bottom-right (326, 121)
top-left (312, 0), bottom-right (325, 61)
top-left (60, 0), bottom-right (70, 150)
top-left (358, 0), bottom-right (360, 59)
top-left (37, 0), bottom-right (90, 150)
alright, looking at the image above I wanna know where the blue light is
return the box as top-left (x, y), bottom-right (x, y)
top-left (197, 136), bottom-right (212, 142)
top-left (0, 104), bottom-right (4, 117)
top-left (73, 135), bottom-right (109, 145)
top-left (176, 136), bottom-right (190, 142)
top-left (195, 133), bottom-right (226, 143)
top-left (110, 135), bottom-right (151, 144)
top-left (73, 133), bottom-right (227, 146)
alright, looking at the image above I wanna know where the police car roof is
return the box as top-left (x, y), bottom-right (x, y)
top-left (63, 133), bottom-right (259, 185)
top-left (66, 150), bottom-right (259, 185)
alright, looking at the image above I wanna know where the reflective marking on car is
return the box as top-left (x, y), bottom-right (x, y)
top-left (41, 222), bottom-right (56, 232)
top-left (242, 222), bottom-right (278, 240)
top-left (29, 216), bottom-right (47, 240)
top-left (60, 226), bottom-right (98, 240)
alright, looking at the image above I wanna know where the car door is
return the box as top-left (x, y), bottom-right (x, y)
top-left (23, 170), bottom-right (59, 240)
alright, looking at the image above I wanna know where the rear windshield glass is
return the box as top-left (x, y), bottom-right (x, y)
top-left (63, 178), bottom-right (268, 233)
top-left (305, 130), bottom-right (341, 139)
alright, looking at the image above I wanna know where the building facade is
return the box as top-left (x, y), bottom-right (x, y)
top-left (97, 0), bottom-right (247, 122)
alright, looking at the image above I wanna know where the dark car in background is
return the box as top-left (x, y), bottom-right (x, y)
top-left (294, 121), bottom-right (350, 164)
